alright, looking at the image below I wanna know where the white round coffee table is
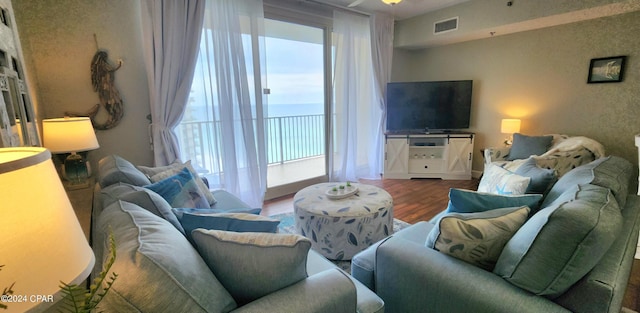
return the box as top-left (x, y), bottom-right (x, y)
top-left (293, 183), bottom-right (393, 260)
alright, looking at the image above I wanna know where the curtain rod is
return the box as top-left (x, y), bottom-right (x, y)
top-left (304, 0), bottom-right (371, 17)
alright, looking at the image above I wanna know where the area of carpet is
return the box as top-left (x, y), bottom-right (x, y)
top-left (270, 212), bottom-right (411, 273)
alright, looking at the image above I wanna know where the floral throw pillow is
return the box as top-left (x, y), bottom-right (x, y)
top-left (426, 205), bottom-right (530, 271)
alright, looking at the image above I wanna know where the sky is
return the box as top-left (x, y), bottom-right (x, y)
top-left (188, 20), bottom-right (326, 112)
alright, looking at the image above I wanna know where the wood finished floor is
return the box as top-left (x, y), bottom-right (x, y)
top-left (262, 177), bottom-right (640, 312)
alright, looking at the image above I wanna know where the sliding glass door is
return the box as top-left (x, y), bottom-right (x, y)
top-left (263, 18), bottom-right (329, 198)
top-left (176, 4), bottom-right (331, 201)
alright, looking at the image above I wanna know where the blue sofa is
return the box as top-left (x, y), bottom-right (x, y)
top-left (352, 156), bottom-right (640, 313)
top-left (91, 155), bottom-right (384, 313)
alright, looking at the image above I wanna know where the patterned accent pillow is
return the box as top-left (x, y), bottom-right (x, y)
top-left (139, 160), bottom-right (217, 205)
top-left (192, 230), bottom-right (311, 305)
top-left (426, 206), bottom-right (530, 271)
top-left (447, 188), bottom-right (542, 214)
top-left (506, 133), bottom-right (553, 161)
top-left (478, 163), bottom-right (531, 195)
top-left (144, 167), bottom-right (210, 209)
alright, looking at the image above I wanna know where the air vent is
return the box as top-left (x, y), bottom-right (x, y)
top-left (434, 17), bottom-right (458, 34)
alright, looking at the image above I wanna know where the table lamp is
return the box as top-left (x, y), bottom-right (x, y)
top-left (501, 118), bottom-right (521, 146)
top-left (42, 117), bottom-right (99, 187)
top-left (0, 147), bottom-right (95, 312)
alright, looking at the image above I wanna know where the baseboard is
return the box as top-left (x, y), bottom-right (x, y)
top-left (264, 176), bottom-right (327, 200)
top-left (472, 170), bottom-right (483, 179)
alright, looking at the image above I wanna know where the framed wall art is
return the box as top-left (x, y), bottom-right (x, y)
top-left (587, 55), bottom-right (626, 84)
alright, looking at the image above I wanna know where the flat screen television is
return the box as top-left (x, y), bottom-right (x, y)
top-left (386, 80), bottom-right (472, 133)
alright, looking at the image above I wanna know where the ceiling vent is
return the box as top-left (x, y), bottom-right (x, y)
top-left (434, 17), bottom-right (458, 35)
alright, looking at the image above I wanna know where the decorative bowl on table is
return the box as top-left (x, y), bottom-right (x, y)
top-left (325, 183), bottom-right (359, 200)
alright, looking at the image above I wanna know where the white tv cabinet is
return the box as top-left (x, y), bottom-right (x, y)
top-left (384, 132), bottom-right (474, 180)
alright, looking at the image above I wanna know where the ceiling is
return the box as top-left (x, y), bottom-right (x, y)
top-left (314, 0), bottom-right (470, 20)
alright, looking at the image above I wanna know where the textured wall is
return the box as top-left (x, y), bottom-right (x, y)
top-left (395, 0), bottom-right (640, 48)
top-left (13, 0), bottom-right (153, 166)
top-left (392, 10), bottom-right (640, 178)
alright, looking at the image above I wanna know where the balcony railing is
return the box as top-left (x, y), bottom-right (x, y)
top-left (177, 114), bottom-right (325, 177)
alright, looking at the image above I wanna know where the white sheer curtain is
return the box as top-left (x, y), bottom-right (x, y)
top-left (370, 13), bottom-right (395, 176)
top-left (190, 0), bottom-right (267, 207)
top-left (330, 10), bottom-right (381, 182)
top-left (140, 0), bottom-right (205, 166)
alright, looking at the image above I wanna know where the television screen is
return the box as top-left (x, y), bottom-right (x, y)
top-left (386, 80), bottom-right (472, 132)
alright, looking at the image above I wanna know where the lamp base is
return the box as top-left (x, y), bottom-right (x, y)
top-left (62, 152), bottom-right (91, 190)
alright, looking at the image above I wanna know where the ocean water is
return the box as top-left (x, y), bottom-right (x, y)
top-left (180, 103), bottom-right (325, 165)
top-left (268, 103), bottom-right (323, 117)
top-left (184, 103), bottom-right (323, 120)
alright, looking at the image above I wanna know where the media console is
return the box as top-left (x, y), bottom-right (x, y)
top-left (384, 132), bottom-right (474, 180)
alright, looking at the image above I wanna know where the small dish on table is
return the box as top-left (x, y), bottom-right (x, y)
top-left (325, 183), bottom-right (359, 200)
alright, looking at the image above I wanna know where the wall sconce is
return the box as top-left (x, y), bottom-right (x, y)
top-left (501, 118), bottom-right (521, 146)
top-left (0, 147), bottom-right (95, 312)
top-left (42, 117), bottom-right (99, 188)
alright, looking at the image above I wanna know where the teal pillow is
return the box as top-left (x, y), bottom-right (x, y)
top-left (192, 229), bottom-right (311, 305)
top-left (177, 212), bottom-right (279, 242)
top-left (141, 160), bottom-right (217, 206)
top-left (144, 167), bottom-right (209, 209)
top-left (446, 188), bottom-right (542, 214)
top-left (172, 207), bottom-right (261, 218)
top-left (515, 157), bottom-right (557, 195)
top-left (494, 184), bottom-right (622, 297)
top-left (506, 133), bottom-right (553, 161)
top-left (426, 206), bottom-right (530, 271)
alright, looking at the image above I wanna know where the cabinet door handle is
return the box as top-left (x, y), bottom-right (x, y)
top-left (424, 165), bottom-right (428, 169)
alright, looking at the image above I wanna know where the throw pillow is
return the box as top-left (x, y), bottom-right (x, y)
top-left (98, 155), bottom-right (151, 188)
top-left (447, 188), bottom-right (542, 214)
top-left (137, 160), bottom-right (183, 177)
top-left (514, 157), bottom-right (557, 195)
top-left (172, 207), bottom-right (262, 219)
top-left (97, 201), bottom-right (236, 312)
top-left (478, 163), bottom-right (531, 195)
top-left (119, 189), bottom-right (185, 234)
top-left (144, 167), bottom-right (210, 209)
top-left (139, 160), bottom-right (217, 206)
top-left (426, 206), bottom-right (530, 271)
top-left (506, 133), bottom-right (553, 161)
top-left (191, 229), bottom-right (311, 305)
top-left (176, 212), bottom-right (279, 242)
top-left (494, 184), bottom-right (622, 297)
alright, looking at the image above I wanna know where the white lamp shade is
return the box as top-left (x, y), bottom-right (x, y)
top-left (42, 117), bottom-right (99, 153)
top-left (0, 148), bottom-right (95, 312)
top-left (501, 119), bottom-right (521, 134)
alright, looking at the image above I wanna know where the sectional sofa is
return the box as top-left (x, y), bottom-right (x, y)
top-left (91, 155), bottom-right (384, 313)
top-left (352, 155), bottom-right (639, 312)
